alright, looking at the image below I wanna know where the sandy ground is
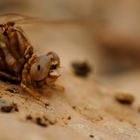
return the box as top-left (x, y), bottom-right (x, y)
top-left (0, 1), bottom-right (140, 139)
top-left (0, 17), bottom-right (139, 140)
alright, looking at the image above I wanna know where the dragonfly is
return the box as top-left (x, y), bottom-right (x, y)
top-left (0, 13), bottom-right (64, 105)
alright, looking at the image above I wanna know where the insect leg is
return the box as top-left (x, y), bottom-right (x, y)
top-left (21, 55), bottom-right (43, 101)
top-left (0, 71), bottom-right (20, 81)
top-left (21, 55), bottom-right (37, 85)
top-left (20, 83), bottom-right (41, 101)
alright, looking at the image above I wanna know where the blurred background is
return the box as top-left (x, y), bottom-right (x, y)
top-left (1, 0), bottom-right (140, 90)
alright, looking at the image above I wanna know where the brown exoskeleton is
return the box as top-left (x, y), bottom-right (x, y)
top-left (0, 21), bottom-right (61, 102)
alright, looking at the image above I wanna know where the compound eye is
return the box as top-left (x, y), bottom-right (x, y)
top-left (30, 55), bottom-right (51, 81)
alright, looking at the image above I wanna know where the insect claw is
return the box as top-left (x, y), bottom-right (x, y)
top-left (20, 83), bottom-right (40, 101)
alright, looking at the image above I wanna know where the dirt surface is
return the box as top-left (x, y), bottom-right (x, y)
top-left (0, 20), bottom-right (139, 140)
top-left (1, 67), bottom-right (140, 140)
top-left (0, 0), bottom-right (140, 139)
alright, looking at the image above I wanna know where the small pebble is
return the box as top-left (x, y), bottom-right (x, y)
top-left (26, 115), bottom-right (32, 120)
top-left (89, 135), bottom-right (94, 138)
top-left (45, 103), bottom-right (50, 108)
top-left (36, 117), bottom-right (47, 127)
top-left (67, 116), bottom-right (71, 120)
top-left (71, 61), bottom-right (91, 77)
top-left (0, 103), bottom-right (19, 113)
top-left (115, 92), bottom-right (134, 105)
top-left (72, 106), bottom-right (76, 109)
top-left (6, 87), bottom-right (19, 94)
top-left (1, 105), bottom-right (14, 113)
